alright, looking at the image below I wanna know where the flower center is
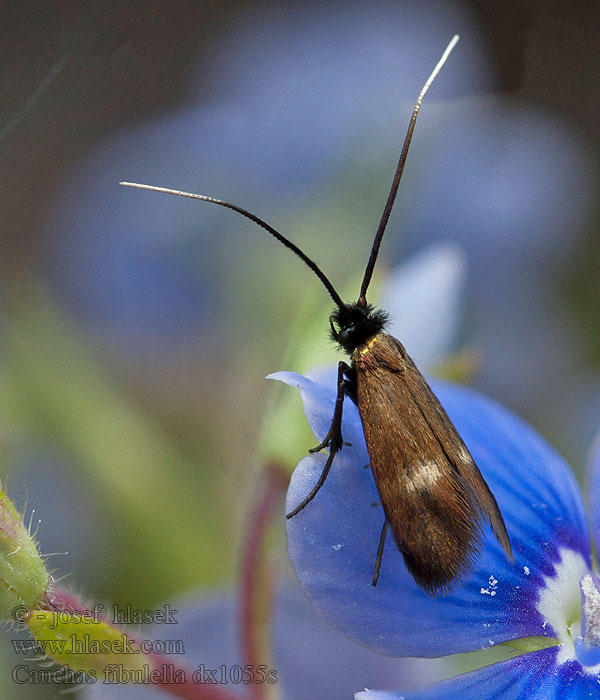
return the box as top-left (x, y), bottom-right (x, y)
top-left (536, 548), bottom-right (600, 669)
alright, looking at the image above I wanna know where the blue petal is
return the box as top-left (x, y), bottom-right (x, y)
top-left (86, 583), bottom-right (436, 700)
top-left (268, 370), bottom-right (369, 464)
top-left (356, 648), bottom-right (598, 700)
top-left (381, 243), bottom-right (466, 368)
top-left (277, 372), bottom-right (590, 657)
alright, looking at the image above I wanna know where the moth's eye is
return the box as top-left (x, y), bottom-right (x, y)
top-left (340, 324), bottom-right (355, 340)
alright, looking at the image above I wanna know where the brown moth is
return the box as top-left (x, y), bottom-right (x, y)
top-left (121, 34), bottom-right (512, 594)
top-left (352, 334), bottom-right (512, 592)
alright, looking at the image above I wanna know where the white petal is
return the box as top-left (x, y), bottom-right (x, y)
top-left (381, 242), bottom-right (466, 368)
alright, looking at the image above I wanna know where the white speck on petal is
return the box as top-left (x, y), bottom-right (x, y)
top-left (332, 544), bottom-right (343, 552)
top-left (480, 575), bottom-right (498, 596)
top-left (524, 566), bottom-right (530, 575)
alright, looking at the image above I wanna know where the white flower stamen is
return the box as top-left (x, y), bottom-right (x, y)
top-left (574, 573), bottom-right (600, 667)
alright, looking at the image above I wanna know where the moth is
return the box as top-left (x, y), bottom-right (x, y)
top-left (121, 35), bottom-right (512, 594)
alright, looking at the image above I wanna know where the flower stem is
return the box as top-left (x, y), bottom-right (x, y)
top-left (239, 462), bottom-right (287, 700)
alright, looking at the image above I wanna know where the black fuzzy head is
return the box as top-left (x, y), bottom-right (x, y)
top-left (330, 302), bottom-right (390, 355)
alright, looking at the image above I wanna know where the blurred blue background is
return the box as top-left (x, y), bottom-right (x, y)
top-left (0, 1), bottom-right (599, 698)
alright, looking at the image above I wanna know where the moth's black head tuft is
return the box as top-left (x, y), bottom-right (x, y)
top-left (329, 302), bottom-right (389, 355)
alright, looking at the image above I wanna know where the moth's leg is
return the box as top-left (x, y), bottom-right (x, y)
top-left (339, 367), bottom-right (356, 446)
top-left (286, 443), bottom-right (337, 519)
top-left (372, 519), bottom-right (389, 587)
top-left (342, 363), bottom-right (358, 406)
top-left (286, 361), bottom-right (349, 519)
top-left (308, 361), bottom-right (351, 454)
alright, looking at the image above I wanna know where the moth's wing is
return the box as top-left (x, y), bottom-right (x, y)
top-left (399, 341), bottom-right (512, 561)
top-left (354, 333), bottom-right (511, 594)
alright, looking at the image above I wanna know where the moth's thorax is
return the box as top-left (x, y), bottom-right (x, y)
top-left (353, 334), bottom-right (379, 357)
top-left (352, 334), bottom-right (381, 367)
top-left (329, 302), bottom-right (389, 355)
top-left (352, 332), bottom-right (408, 372)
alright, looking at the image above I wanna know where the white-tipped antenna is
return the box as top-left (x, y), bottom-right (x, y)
top-left (423, 35), bottom-right (460, 100)
top-left (119, 182), bottom-right (347, 310)
top-left (121, 34), bottom-right (460, 310)
top-left (358, 34), bottom-right (459, 304)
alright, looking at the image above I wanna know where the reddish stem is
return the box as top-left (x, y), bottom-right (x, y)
top-left (239, 463), bottom-right (287, 700)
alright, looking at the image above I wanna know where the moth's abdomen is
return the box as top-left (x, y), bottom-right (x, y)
top-left (354, 333), bottom-right (511, 595)
top-left (385, 466), bottom-right (483, 594)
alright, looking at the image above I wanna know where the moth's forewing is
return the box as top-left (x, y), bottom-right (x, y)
top-left (353, 333), bottom-right (511, 594)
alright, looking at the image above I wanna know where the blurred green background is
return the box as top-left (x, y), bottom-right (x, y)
top-left (0, 1), bottom-right (599, 697)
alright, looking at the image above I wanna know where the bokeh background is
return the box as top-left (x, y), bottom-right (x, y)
top-left (1, 1), bottom-right (599, 698)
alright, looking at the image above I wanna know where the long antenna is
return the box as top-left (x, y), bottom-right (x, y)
top-left (358, 34), bottom-right (459, 305)
top-left (119, 182), bottom-right (346, 310)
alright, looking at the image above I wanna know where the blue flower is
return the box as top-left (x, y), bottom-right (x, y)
top-left (268, 369), bottom-right (600, 698)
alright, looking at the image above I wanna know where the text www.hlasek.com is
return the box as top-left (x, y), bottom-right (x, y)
top-left (12, 634), bottom-right (182, 656)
